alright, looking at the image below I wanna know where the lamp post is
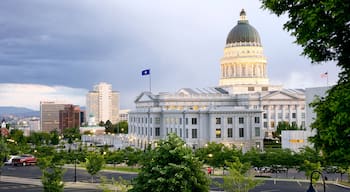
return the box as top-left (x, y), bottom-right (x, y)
top-left (74, 158), bottom-right (77, 182)
top-left (307, 170), bottom-right (326, 192)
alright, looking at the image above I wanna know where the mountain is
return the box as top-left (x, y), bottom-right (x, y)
top-left (0, 106), bottom-right (39, 117)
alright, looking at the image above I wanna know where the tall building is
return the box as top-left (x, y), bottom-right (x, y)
top-left (40, 101), bottom-right (80, 133)
top-left (59, 105), bottom-right (81, 131)
top-left (86, 82), bottom-right (120, 124)
top-left (129, 9), bottom-right (306, 151)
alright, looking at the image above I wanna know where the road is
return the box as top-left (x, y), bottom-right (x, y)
top-left (1, 165), bottom-right (350, 192)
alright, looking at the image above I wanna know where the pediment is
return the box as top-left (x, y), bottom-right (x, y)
top-left (262, 91), bottom-right (301, 100)
top-left (134, 92), bottom-right (155, 103)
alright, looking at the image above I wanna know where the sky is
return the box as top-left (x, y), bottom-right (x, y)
top-left (0, 0), bottom-right (339, 110)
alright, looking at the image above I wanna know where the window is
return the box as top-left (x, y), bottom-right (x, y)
top-left (179, 118), bottom-right (182, 125)
top-left (263, 113), bottom-right (267, 119)
top-left (186, 118), bottom-right (188, 125)
top-left (248, 87), bottom-right (255, 91)
top-left (150, 118), bottom-right (152, 124)
top-left (239, 117), bottom-right (244, 124)
top-left (263, 122), bottom-right (268, 128)
top-left (192, 118), bottom-right (197, 125)
top-left (239, 128), bottom-right (244, 138)
top-left (262, 87), bottom-right (268, 91)
top-left (155, 127), bottom-right (160, 136)
top-left (263, 105), bottom-right (268, 110)
top-left (227, 117), bottom-right (233, 124)
top-left (278, 113), bottom-right (282, 118)
top-left (270, 121), bottom-right (275, 128)
top-left (180, 129), bottom-right (182, 137)
top-left (285, 113), bottom-right (290, 118)
top-left (216, 118), bottom-right (221, 124)
top-left (292, 113), bottom-right (296, 118)
top-left (155, 117), bottom-right (160, 124)
top-left (254, 117), bottom-right (260, 124)
top-left (255, 127), bottom-right (260, 137)
top-left (150, 128), bottom-right (152, 136)
top-left (292, 121), bottom-right (297, 127)
top-left (227, 128), bottom-right (233, 138)
top-left (186, 129), bottom-right (188, 138)
top-left (192, 129), bottom-right (197, 138)
top-left (216, 129), bottom-right (221, 138)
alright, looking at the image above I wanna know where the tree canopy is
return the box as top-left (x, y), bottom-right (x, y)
top-left (130, 133), bottom-right (210, 192)
top-left (261, 0), bottom-right (350, 167)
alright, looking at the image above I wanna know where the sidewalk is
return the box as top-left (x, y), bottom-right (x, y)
top-left (0, 175), bottom-right (99, 189)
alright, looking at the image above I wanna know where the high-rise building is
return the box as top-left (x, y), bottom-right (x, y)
top-left (40, 101), bottom-right (80, 133)
top-left (86, 82), bottom-right (120, 124)
top-left (59, 105), bottom-right (81, 131)
top-left (129, 9), bottom-right (306, 151)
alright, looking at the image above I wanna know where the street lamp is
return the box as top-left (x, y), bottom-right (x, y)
top-left (74, 158), bottom-right (77, 182)
top-left (306, 170), bottom-right (326, 192)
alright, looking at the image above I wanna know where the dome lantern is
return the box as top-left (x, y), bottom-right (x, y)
top-left (226, 9), bottom-right (261, 46)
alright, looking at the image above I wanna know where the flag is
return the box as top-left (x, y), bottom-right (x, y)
top-left (320, 72), bottom-right (328, 78)
top-left (142, 69), bottom-right (150, 76)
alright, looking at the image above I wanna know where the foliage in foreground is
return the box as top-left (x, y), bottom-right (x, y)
top-left (261, 0), bottom-right (350, 168)
top-left (85, 151), bottom-right (105, 183)
top-left (36, 146), bottom-right (65, 192)
top-left (129, 133), bottom-right (210, 192)
top-left (216, 158), bottom-right (262, 192)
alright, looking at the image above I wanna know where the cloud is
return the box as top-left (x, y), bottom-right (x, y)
top-left (0, 0), bottom-right (340, 109)
top-left (0, 84), bottom-right (87, 110)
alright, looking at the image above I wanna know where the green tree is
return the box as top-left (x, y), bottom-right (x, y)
top-left (130, 133), bottom-right (210, 192)
top-left (50, 130), bottom-right (60, 145)
top-left (63, 127), bottom-right (81, 144)
top-left (0, 138), bottom-right (9, 172)
top-left (298, 160), bottom-right (322, 181)
top-left (216, 158), bottom-right (261, 192)
top-left (105, 120), bottom-right (113, 133)
top-left (36, 146), bottom-right (65, 192)
top-left (116, 121), bottom-right (128, 133)
top-left (85, 151), bottom-right (105, 183)
top-left (261, 0), bottom-right (350, 168)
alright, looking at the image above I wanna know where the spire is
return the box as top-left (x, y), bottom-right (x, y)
top-left (239, 9), bottom-right (248, 23)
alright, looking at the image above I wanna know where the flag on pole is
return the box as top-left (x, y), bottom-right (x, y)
top-left (142, 69), bottom-right (150, 76)
top-left (320, 72), bottom-right (328, 78)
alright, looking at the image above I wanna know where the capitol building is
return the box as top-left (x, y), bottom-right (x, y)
top-left (128, 10), bottom-right (306, 152)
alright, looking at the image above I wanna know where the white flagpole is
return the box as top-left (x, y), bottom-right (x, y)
top-left (149, 72), bottom-right (152, 92)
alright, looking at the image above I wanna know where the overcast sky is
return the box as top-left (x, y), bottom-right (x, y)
top-left (0, 0), bottom-right (339, 110)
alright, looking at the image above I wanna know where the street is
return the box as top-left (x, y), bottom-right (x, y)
top-left (1, 165), bottom-right (350, 192)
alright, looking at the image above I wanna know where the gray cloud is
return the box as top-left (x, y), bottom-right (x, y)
top-left (0, 0), bottom-right (339, 109)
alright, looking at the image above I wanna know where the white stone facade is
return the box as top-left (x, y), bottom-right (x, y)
top-left (129, 90), bottom-right (264, 152)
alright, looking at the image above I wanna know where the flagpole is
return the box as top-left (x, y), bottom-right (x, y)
top-left (149, 73), bottom-right (152, 92)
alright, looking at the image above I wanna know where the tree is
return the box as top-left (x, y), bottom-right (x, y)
top-left (85, 151), bottom-right (105, 183)
top-left (0, 138), bottom-right (9, 172)
top-left (130, 133), bottom-right (210, 192)
top-left (216, 158), bottom-right (261, 192)
top-left (261, 0), bottom-right (350, 168)
top-left (116, 121), bottom-right (128, 133)
top-left (50, 130), bottom-right (60, 145)
top-left (63, 127), bottom-right (81, 144)
top-left (36, 145), bottom-right (65, 192)
top-left (105, 120), bottom-right (113, 133)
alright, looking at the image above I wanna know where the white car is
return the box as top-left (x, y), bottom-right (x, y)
top-left (4, 155), bottom-right (20, 165)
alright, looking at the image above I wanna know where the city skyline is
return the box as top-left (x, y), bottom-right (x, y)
top-left (0, 1), bottom-right (339, 110)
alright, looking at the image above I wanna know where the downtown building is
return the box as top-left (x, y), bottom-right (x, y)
top-left (40, 101), bottom-right (81, 133)
top-left (128, 10), bottom-right (306, 152)
top-left (86, 82), bottom-right (120, 124)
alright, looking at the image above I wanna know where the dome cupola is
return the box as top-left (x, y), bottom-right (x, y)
top-left (226, 9), bottom-right (261, 46)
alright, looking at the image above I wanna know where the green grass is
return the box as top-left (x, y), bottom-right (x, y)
top-left (339, 181), bottom-right (350, 187)
top-left (103, 165), bottom-right (140, 173)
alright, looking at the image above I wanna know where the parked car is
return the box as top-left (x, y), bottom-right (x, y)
top-left (4, 155), bottom-right (20, 165)
top-left (12, 154), bottom-right (37, 166)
